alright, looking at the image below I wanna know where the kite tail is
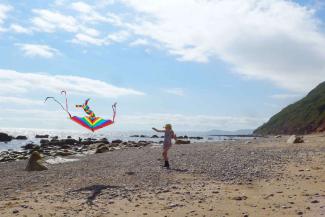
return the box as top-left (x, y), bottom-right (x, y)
top-left (112, 103), bottom-right (117, 122)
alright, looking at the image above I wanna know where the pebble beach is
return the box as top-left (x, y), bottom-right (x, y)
top-left (0, 135), bottom-right (324, 217)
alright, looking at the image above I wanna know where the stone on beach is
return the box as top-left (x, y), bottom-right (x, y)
top-left (25, 151), bottom-right (48, 171)
top-left (287, 135), bottom-right (304, 144)
top-left (176, 139), bottom-right (191, 144)
top-left (95, 143), bottom-right (110, 154)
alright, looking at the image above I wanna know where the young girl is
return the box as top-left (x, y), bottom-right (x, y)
top-left (152, 124), bottom-right (177, 169)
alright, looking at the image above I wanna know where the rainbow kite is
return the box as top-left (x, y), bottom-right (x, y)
top-left (45, 91), bottom-right (116, 132)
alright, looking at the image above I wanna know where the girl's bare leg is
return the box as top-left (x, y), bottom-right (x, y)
top-left (162, 147), bottom-right (170, 168)
top-left (162, 148), bottom-right (169, 161)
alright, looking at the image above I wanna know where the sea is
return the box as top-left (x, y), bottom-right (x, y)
top-left (0, 128), bottom-right (254, 152)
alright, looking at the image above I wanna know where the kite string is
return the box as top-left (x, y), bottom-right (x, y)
top-left (44, 97), bottom-right (67, 113)
top-left (61, 90), bottom-right (72, 118)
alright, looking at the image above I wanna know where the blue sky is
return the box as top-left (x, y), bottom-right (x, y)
top-left (0, 0), bottom-right (325, 131)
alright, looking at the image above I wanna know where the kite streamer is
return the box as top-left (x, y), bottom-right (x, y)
top-left (45, 91), bottom-right (117, 132)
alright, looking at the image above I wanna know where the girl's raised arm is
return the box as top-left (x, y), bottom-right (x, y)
top-left (152, 127), bottom-right (165, 133)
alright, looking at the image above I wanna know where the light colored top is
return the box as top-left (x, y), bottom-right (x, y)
top-left (164, 130), bottom-right (175, 146)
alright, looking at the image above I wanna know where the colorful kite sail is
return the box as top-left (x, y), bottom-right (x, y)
top-left (45, 91), bottom-right (116, 132)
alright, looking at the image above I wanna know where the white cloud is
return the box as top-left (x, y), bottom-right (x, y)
top-left (71, 2), bottom-right (93, 14)
top-left (163, 88), bottom-right (185, 96)
top-left (270, 94), bottom-right (301, 100)
top-left (0, 4), bottom-right (11, 24)
top-left (107, 30), bottom-right (129, 43)
top-left (72, 33), bottom-right (106, 46)
top-left (16, 43), bottom-right (60, 58)
top-left (32, 9), bottom-right (78, 33)
top-left (119, 113), bottom-right (266, 131)
top-left (70, 1), bottom-right (109, 23)
top-left (129, 38), bottom-right (149, 46)
top-left (10, 24), bottom-right (32, 34)
top-left (116, 0), bottom-right (325, 93)
top-left (0, 4), bottom-right (12, 32)
top-left (0, 96), bottom-right (43, 105)
top-left (72, 31), bottom-right (129, 46)
top-left (0, 69), bottom-right (144, 98)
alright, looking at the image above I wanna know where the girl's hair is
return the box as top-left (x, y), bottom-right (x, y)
top-left (165, 124), bottom-right (172, 129)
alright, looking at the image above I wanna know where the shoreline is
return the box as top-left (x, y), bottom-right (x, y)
top-left (0, 135), bottom-right (324, 216)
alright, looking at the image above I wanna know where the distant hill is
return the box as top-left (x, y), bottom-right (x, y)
top-left (207, 129), bottom-right (253, 135)
top-left (254, 81), bottom-right (325, 135)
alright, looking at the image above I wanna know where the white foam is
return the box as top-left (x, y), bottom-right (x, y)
top-left (46, 157), bottom-right (79, 164)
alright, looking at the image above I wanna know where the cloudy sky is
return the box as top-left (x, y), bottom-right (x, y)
top-left (0, 0), bottom-right (325, 131)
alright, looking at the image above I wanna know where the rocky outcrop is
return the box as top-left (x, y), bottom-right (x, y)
top-left (254, 81), bottom-right (325, 135)
top-left (0, 133), bottom-right (13, 142)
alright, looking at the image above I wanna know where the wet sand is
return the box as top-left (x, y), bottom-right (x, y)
top-left (0, 135), bottom-right (324, 217)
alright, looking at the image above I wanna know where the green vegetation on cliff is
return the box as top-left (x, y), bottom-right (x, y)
top-left (254, 82), bottom-right (325, 135)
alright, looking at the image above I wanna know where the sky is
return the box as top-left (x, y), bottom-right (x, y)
top-left (0, 0), bottom-right (325, 132)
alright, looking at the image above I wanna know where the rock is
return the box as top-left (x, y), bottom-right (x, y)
top-left (311, 200), bottom-right (319, 203)
top-left (275, 135), bottom-right (282, 138)
top-left (98, 138), bottom-right (110, 144)
top-left (25, 151), bottom-right (48, 171)
top-left (35, 134), bottom-right (49, 139)
top-left (22, 143), bottom-right (38, 150)
top-left (62, 138), bottom-right (78, 145)
top-left (95, 143), bottom-right (109, 153)
top-left (189, 136), bottom-right (203, 140)
top-left (54, 150), bottom-right (74, 156)
top-left (40, 139), bottom-right (50, 145)
top-left (0, 132), bottom-right (13, 142)
top-left (15, 135), bottom-right (28, 140)
top-left (287, 135), bottom-right (304, 144)
top-left (112, 139), bottom-right (122, 144)
top-left (232, 196), bottom-right (248, 201)
top-left (175, 140), bottom-right (190, 145)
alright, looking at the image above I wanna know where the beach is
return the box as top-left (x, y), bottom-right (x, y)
top-left (0, 135), bottom-right (324, 217)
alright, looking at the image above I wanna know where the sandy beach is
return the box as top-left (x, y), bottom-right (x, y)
top-left (0, 135), bottom-right (324, 217)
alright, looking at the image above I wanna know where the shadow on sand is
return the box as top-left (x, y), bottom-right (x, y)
top-left (168, 168), bottom-right (189, 173)
top-left (70, 184), bottom-right (121, 205)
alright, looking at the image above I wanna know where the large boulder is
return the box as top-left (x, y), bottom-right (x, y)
top-left (95, 143), bottom-right (110, 154)
top-left (35, 135), bottom-right (49, 139)
top-left (287, 135), bottom-right (304, 144)
top-left (25, 151), bottom-right (48, 171)
top-left (175, 140), bottom-right (190, 145)
top-left (0, 133), bottom-right (13, 142)
top-left (112, 139), bottom-right (122, 144)
top-left (15, 135), bottom-right (28, 140)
